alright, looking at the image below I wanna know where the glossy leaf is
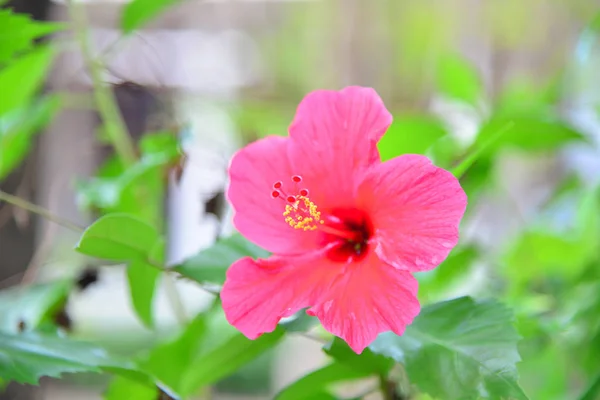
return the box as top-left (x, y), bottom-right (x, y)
top-left (0, 9), bottom-right (62, 64)
top-left (121, 0), bottom-right (180, 33)
top-left (370, 297), bottom-right (528, 400)
top-left (377, 115), bottom-right (448, 161)
top-left (174, 233), bottom-right (270, 286)
top-left (75, 213), bottom-right (159, 262)
top-left (0, 332), bottom-right (133, 385)
top-left (275, 362), bottom-right (370, 400)
top-left (127, 259), bottom-right (161, 329)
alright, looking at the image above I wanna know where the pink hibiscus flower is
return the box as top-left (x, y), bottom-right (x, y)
top-left (221, 86), bottom-right (467, 353)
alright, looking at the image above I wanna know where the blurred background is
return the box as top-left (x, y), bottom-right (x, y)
top-left (1, 0), bottom-right (600, 399)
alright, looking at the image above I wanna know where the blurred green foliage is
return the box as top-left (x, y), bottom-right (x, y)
top-left (1, 2), bottom-right (600, 400)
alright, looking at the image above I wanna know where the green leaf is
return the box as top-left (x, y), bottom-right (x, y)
top-left (377, 115), bottom-right (448, 161)
top-left (174, 233), bottom-right (270, 286)
top-left (473, 114), bottom-right (586, 157)
top-left (0, 280), bottom-right (71, 333)
top-left (0, 96), bottom-right (61, 181)
top-left (179, 327), bottom-right (284, 396)
top-left (141, 314), bottom-right (207, 395)
top-left (121, 0), bottom-right (180, 33)
top-left (75, 213), bottom-right (159, 262)
top-left (280, 310), bottom-right (319, 333)
top-left (0, 332), bottom-right (134, 385)
top-left (436, 54), bottom-right (483, 106)
top-left (104, 376), bottom-right (158, 400)
top-left (370, 297), bottom-right (529, 400)
top-left (0, 45), bottom-right (55, 115)
top-left (0, 10), bottom-right (63, 64)
top-left (324, 337), bottom-right (393, 376)
top-left (275, 362), bottom-right (370, 400)
top-left (127, 238), bottom-right (164, 328)
top-left (127, 259), bottom-right (161, 329)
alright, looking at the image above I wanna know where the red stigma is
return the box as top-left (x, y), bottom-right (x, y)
top-left (287, 196), bottom-right (297, 203)
top-left (292, 175), bottom-right (302, 183)
top-left (273, 181), bottom-right (283, 189)
top-left (299, 189), bottom-right (309, 197)
top-left (271, 191), bottom-right (281, 198)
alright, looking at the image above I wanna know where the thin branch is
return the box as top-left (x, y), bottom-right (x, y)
top-left (65, 0), bottom-right (137, 165)
top-left (0, 190), bottom-right (84, 233)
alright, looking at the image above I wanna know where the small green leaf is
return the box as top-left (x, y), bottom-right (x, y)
top-left (121, 0), bottom-right (180, 33)
top-left (127, 260), bottom-right (161, 329)
top-left (174, 234), bottom-right (270, 286)
top-left (180, 327), bottom-right (284, 396)
top-left (275, 362), bottom-right (370, 400)
top-left (0, 280), bottom-right (71, 333)
top-left (370, 297), bottom-right (529, 400)
top-left (104, 376), bottom-right (158, 400)
top-left (0, 332), bottom-right (134, 385)
top-left (436, 54), bottom-right (483, 106)
top-left (0, 10), bottom-right (63, 64)
top-left (76, 213), bottom-right (159, 261)
top-left (0, 45), bottom-right (55, 115)
top-left (324, 337), bottom-right (393, 375)
top-left (377, 115), bottom-right (448, 161)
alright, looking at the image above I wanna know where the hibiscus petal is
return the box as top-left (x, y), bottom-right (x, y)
top-left (308, 252), bottom-right (420, 354)
top-left (357, 154), bottom-right (468, 272)
top-left (288, 86), bottom-right (392, 208)
top-left (227, 136), bottom-right (319, 254)
top-left (221, 253), bottom-right (344, 339)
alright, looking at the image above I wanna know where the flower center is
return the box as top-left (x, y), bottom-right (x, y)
top-left (271, 176), bottom-right (372, 262)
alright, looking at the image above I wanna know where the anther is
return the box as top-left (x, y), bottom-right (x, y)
top-left (292, 175), bottom-right (302, 183)
top-left (299, 189), bottom-right (309, 197)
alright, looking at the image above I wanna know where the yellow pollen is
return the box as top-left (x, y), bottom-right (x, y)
top-left (283, 196), bottom-right (324, 231)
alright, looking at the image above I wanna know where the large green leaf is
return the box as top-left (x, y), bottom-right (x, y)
top-left (370, 297), bottom-right (528, 400)
top-left (121, 0), bottom-right (180, 33)
top-left (0, 281), bottom-right (71, 333)
top-left (275, 362), bottom-right (370, 400)
top-left (75, 213), bottom-right (159, 261)
top-left (377, 115), bottom-right (448, 161)
top-left (174, 233), bottom-right (270, 286)
top-left (0, 332), bottom-right (134, 385)
top-left (0, 9), bottom-right (62, 64)
top-left (0, 45), bottom-right (55, 115)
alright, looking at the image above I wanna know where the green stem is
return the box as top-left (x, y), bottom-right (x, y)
top-left (0, 189), bottom-right (83, 232)
top-left (451, 121), bottom-right (515, 179)
top-left (66, 0), bottom-right (137, 165)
